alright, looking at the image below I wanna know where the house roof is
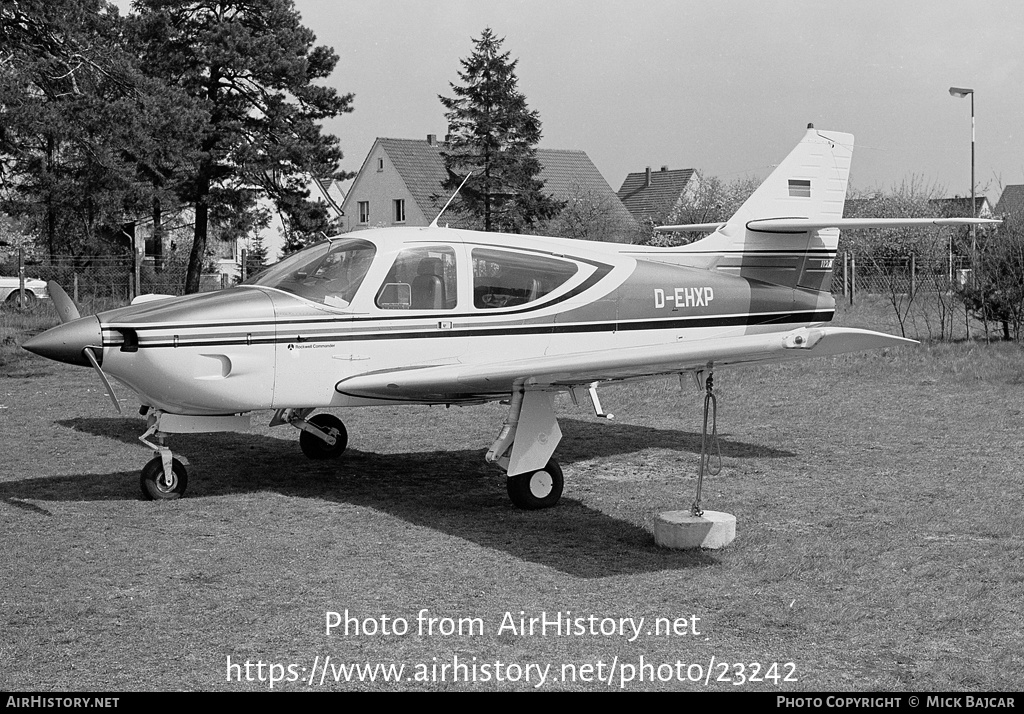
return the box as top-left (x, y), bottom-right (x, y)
top-left (372, 137), bottom-right (634, 228)
top-left (377, 138), bottom-right (450, 218)
top-left (927, 196), bottom-right (991, 218)
top-left (310, 177), bottom-right (345, 217)
top-left (617, 167), bottom-right (696, 220)
top-left (995, 185), bottom-right (1024, 216)
top-left (532, 148), bottom-right (636, 227)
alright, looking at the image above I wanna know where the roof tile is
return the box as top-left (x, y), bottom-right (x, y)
top-left (617, 168), bottom-right (696, 220)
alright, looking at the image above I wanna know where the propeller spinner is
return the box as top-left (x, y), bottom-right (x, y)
top-left (22, 282), bottom-right (121, 414)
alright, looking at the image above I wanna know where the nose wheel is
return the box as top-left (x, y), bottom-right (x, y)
top-left (140, 455), bottom-right (188, 500)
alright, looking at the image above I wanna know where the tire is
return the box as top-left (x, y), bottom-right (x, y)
top-left (140, 456), bottom-right (188, 500)
top-left (5, 290), bottom-right (36, 308)
top-left (299, 413), bottom-right (348, 459)
top-left (506, 459), bottom-right (564, 509)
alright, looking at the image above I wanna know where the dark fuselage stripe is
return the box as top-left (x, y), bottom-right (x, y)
top-left (104, 310), bottom-right (835, 349)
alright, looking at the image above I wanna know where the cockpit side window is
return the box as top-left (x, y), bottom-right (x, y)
top-left (375, 246), bottom-right (458, 310)
top-left (249, 238), bottom-right (376, 308)
top-left (472, 248), bottom-right (578, 310)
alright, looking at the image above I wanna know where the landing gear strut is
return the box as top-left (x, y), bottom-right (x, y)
top-left (138, 414), bottom-right (188, 500)
top-left (487, 389), bottom-right (564, 509)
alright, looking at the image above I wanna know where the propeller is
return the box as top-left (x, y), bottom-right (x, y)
top-left (47, 280), bottom-right (81, 324)
top-left (83, 346), bottom-right (122, 414)
top-left (44, 280), bottom-right (121, 414)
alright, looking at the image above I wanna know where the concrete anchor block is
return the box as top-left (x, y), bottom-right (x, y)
top-left (654, 510), bottom-right (736, 549)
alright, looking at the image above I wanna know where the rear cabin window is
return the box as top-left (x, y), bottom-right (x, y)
top-left (375, 246), bottom-right (458, 310)
top-left (472, 248), bottom-right (578, 309)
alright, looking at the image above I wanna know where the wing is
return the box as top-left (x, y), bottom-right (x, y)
top-left (335, 325), bottom-right (916, 403)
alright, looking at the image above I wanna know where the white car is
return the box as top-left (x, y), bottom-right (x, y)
top-left (1, 275), bottom-right (49, 306)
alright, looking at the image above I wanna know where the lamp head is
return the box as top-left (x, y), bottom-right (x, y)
top-left (949, 86), bottom-right (975, 98)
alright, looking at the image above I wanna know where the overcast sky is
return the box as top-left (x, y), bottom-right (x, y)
top-left (119, 0), bottom-right (1024, 201)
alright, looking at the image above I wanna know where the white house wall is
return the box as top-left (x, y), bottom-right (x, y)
top-left (341, 142), bottom-right (426, 232)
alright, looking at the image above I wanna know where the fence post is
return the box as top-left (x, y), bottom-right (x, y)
top-left (73, 273), bottom-right (79, 304)
top-left (850, 253), bottom-right (856, 305)
top-left (18, 243), bottom-right (25, 307)
top-left (842, 251), bottom-right (848, 297)
top-left (911, 254), bottom-right (916, 298)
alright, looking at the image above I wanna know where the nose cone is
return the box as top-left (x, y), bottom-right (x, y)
top-left (22, 315), bottom-right (103, 367)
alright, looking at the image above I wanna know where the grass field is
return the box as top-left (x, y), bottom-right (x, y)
top-left (1, 297), bottom-right (1022, 691)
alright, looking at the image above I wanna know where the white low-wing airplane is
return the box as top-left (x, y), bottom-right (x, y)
top-left (23, 126), bottom-right (996, 507)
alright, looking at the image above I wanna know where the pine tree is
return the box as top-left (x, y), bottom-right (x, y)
top-left (134, 0), bottom-right (353, 293)
top-left (439, 29), bottom-right (563, 233)
top-left (0, 0), bottom-right (202, 259)
top-left (242, 231), bottom-right (270, 281)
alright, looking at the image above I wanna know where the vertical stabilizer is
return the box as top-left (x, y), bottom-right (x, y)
top-left (690, 126), bottom-right (854, 292)
top-left (728, 125), bottom-right (853, 230)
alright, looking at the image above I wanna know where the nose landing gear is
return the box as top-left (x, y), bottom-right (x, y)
top-left (136, 410), bottom-right (251, 500)
top-left (138, 416), bottom-right (189, 500)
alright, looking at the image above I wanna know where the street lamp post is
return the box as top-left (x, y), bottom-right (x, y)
top-left (949, 86), bottom-right (978, 341)
top-left (949, 86), bottom-right (976, 268)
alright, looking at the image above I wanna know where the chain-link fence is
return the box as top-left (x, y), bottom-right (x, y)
top-left (20, 257), bottom-right (230, 303)
top-left (832, 252), bottom-right (971, 297)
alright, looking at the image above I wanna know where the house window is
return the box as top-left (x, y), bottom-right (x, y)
top-left (358, 201), bottom-right (370, 224)
top-left (377, 158), bottom-right (384, 171)
top-left (393, 199), bottom-right (406, 223)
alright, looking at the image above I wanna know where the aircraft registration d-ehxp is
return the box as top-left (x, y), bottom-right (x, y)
top-left (24, 126), bottom-right (994, 508)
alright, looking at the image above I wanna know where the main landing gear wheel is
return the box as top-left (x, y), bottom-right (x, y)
top-left (299, 413), bottom-right (348, 460)
top-left (140, 456), bottom-right (188, 500)
top-left (506, 459), bottom-right (563, 510)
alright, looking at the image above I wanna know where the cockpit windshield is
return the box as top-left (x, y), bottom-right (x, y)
top-left (247, 238), bottom-right (376, 308)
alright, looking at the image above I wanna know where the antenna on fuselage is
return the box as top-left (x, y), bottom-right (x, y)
top-left (429, 172), bottom-right (473, 229)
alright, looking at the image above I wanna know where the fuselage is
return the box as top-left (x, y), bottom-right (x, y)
top-left (25, 226), bottom-right (835, 415)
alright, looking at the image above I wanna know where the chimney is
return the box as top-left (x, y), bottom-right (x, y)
top-left (427, 134), bottom-right (437, 146)
top-left (661, 166), bottom-right (669, 172)
top-left (645, 167), bottom-right (651, 188)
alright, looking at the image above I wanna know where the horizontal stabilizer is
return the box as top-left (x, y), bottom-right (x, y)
top-left (657, 217), bottom-right (1000, 234)
top-left (746, 217), bottom-right (1001, 233)
top-left (655, 222), bottom-right (726, 233)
